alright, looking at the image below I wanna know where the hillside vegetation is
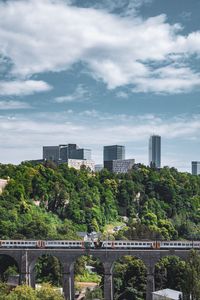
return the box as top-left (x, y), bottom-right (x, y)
top-left (0, 161), bottom-right (200, 240)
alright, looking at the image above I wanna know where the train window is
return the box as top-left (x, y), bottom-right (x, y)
top-left (178, 243), bottom-right (181, 246)
top-left (135, 243), bottom-right (138, 245)
top-left (62, 242), bottom-right (64, 245)
top-left (139, 243), bottom-right (142, 245)
top-left (143, 243), bottom-right (146, 245)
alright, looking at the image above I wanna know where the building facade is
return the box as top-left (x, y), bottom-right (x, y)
top-left (43, 146), bottom-right (60, 162)
top-left (104, 145), bottom-right (125, 162)
top-left (149, 135), bottom-right (161, 168)
top-left (95, 164), bottom-right (103, 172)
top-left (111, 159), bottom-right (135, 173)
top-left (43, 144), bottom-right (92, 163)
top-left (67, 159), bottom-right (95, 171)
top-left (103, 145), bottom-right (135, 173)
top-left (191, 161), bottom-right (200, 175)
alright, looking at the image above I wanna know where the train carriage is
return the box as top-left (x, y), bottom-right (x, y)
top-left (0, 240), bottom-right (200, 249)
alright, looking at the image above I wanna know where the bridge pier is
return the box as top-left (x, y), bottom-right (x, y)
top-left (62, 263), bottom-right (74, 300)
top-left (20, 250), bottom-right (30, 285)
top-left (146, 263), bottom-right (155, 300)
top-left (103, 262), bottom-right (114, 300)
top-left (30, 269), bottom-right (36, 288)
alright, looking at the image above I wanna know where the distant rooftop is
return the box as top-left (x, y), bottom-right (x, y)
top-left (152, 288), bottom-right (182, 300)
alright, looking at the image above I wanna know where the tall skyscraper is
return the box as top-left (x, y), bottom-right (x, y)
top-left (192, 161), bottom-right (200, 175)
top-left (149, 135), bottom-right (161, 168)
top-left (104, 145), bottom-right (125, 162)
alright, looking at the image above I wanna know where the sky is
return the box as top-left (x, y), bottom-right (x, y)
top-left (0, 0), bottom-right (200, 171)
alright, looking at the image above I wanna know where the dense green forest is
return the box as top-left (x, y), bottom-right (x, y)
top-left (0, 161), bottom-right (200, 240)
top-left (1, 162), bottom-right (200, 299)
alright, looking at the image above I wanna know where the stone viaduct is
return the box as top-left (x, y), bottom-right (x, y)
top-left (0, 248), bottom-right (190, 300)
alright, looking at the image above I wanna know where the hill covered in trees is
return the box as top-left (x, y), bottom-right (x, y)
top-left (0, 161), bottom-right (200, 240)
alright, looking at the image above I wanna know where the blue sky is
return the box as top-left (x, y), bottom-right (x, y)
top-left (0, 0), bottom-right (200, 171)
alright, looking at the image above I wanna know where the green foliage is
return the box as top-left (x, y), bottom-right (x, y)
top-left (182, 250), bottom-right (200, 300)
top-left (113, 256), bottom-right (147, 300)
top-left (74, 256), bottom-right (104, 285)
top-left (75, 271), bottom-right (101, 284)
top-left (155, 256), bottom-right (185, 291)
top-left (6, 285), bottom-right (37, 300)
top-left (0, 284), bottom-right (64, 300)
top-left (0, 282), bottom-right (10, 300)
top-left (36, 283), bottom-right (64, 300)
top-left (0, 162), bottom-right (200, 240)
top-left (84, 287), bottom-right (103, 299)
top-left (35, 255), bottom-right (61, 286)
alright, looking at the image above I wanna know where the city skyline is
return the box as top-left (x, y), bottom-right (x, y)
top-left (0, 0), bottom-right (200, 171)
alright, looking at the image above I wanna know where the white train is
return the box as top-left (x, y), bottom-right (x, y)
top-left (0, 240), bottom-right (200, 249)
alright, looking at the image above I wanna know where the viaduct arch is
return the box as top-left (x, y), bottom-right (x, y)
top-left (0, 248), bottom-right (190, 300)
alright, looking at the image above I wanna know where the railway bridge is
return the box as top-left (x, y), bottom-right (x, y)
top-left (0, 248), bottom-right (190, 300)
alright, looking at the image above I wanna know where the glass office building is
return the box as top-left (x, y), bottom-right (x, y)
top-left (149, 135), bottom-right (161, 168)
top-left (104, 145), bottom-right (125, 162)
top-left (192, 161), bottom-right (200, 175)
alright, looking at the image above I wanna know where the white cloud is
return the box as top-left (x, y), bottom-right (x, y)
top-left (132, 66), bottom-right (200, 94)
top-left (0, 0), bottom-right (200, 93)
top-left (0, 111), bottom-right (200, 170)
top-left (74, 0), bottom-right (152, 15)
top-left (0, 100), bottom-right (31, 110)
top-left (55, 84), bottom-right (90, 103)
top-left (116, 91), bottom-right (129, 98)
top-left (0, 80), bottom-right (52, 96)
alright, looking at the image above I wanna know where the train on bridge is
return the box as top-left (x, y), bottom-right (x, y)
top-left (0, 240), bottom-right (199, 249)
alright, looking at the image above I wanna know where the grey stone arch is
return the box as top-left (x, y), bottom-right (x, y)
top-left (0, 250), bottom-right (21, 283)
top-left (28, 250), bottom-right (64, 289)
top-left (143, 250), bottom-right (190, 300)
top-left (105, 251), bottom-right (152, 300)
top-left (70, 249), bottom-right (107, 300)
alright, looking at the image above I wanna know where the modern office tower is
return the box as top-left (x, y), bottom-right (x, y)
top-left (192, 161), bottom-right (200, 175)
top-left (43, 146), bottom-right (61, 162)
top-left (43, 143), bottom-right (92, 164)
top-left (70, 148), bottom-right (91, 160)
top-left (103, 145), bottom-right (134, 173)
top-left (104, 145), bottom-right (125, 162)
top-left (149, 135), bottom-right (161, 168)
